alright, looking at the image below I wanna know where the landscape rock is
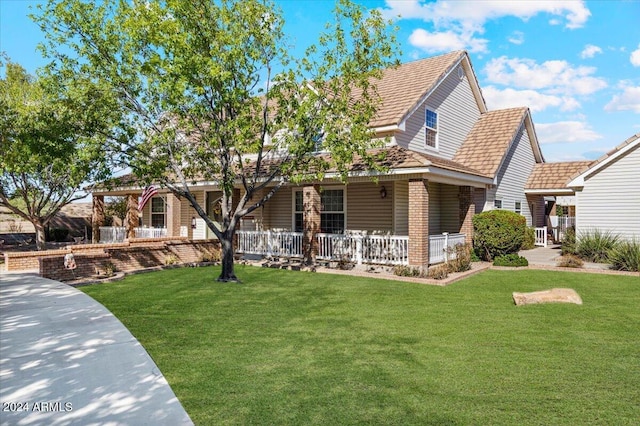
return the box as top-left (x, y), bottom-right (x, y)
top-left (512, 288), bottom-right (582, 306)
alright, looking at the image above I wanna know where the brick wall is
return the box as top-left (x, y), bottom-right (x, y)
top-left (5, 239), bottom-right (220, 282)
top-left (459, 186), bottom-right (475, 245)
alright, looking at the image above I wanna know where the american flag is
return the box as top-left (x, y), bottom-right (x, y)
top-left (138, 185), bottom-right (158, 211)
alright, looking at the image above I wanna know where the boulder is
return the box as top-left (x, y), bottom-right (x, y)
top-left (512, 288), bottom-right (582, 306)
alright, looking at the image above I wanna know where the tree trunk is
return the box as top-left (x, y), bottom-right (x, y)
top-left (217, 232), bottom-right (239, 282)
top-left (34, 220), bottom-right (46, 250)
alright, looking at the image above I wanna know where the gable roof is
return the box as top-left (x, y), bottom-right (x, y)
top-left (369, 50), bottom-right (486, 129)
top-left (525, 161), bottom-right (593, 194)
top-left (567, 132), bottom-right (640, 188)
top-left (452, 107), bottom-right (541, 178)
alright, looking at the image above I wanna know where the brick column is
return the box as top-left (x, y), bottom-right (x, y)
top-left (459, 186), bottom-right (475, 245)
top-left (125, 194), bottom-right (139, 240)
top-left (303, 185), bottom-right (321, 264)
top-left (91, 195), bottom-right (105, 243)
top-left (408, 179), bottom-right (429, 267)
top-left (166, 193), bottom-right (181, 237)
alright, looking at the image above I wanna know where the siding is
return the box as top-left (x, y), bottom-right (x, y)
top-left (393, 180), bottom-right (409, 235)
top-left (575, 145), bottom-right (640, 239)
top-left (264, 186), bottom-right (292, 230)
top-left (441, 184), bottom-right (459, 233)
top-left (428, 182), bottom-right (441, 234)
top-left (396, 64), bottom-right (481, 160)
top-left (493, 124), bottom-right (538, 226)
top-left (179, 191), bottom-right (206, 239)
top-left (474, 187), bottom-right (486, 214)
top-left (347, 182), bottom-right (393, 232)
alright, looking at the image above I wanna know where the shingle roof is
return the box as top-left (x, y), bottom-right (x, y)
top-left (525, 161), bottom-right (593, 190)
top-left (453, 107), bottom-right (529, 178)
top-left (369, 51), bottom-right (466, 128)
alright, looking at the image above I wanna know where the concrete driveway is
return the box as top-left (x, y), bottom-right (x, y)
top-left (0, 273), bottom-right (193, 426)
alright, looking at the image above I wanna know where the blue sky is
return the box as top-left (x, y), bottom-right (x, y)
top-left (2, 0), bottom-right (639, 162)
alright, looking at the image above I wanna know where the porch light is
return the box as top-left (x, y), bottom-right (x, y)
top-left (191, 216), bottom-right (197, 229)
top-left (380, 186), bottom-right (387, 199)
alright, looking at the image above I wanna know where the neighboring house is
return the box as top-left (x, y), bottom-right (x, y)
top-left (92, 50), bottom-right (550, 266)
top-left (567, 133), bottom-right (640, 240)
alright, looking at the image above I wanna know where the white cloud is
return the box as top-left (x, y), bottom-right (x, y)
top-left (630, 44), bottom-right (640, 67)
top-left (604, 85), bottom-right (640, 113)
top-left (580, 44), bottom-right (602, 59)
top-left (408, 29), bottom-right (487, 53)
top-left (484, 56), bottom-right (607, 96)
top-left (382, 0), bottom-right (590, 53)
top-left (508, 31), bottom-right (524, 45)
top-left (536, 121), bottom-right (602, 144)
top-left (483, 86), bottom-right (580, 112)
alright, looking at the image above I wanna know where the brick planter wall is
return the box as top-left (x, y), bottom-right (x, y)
top-left (4, 239), bottom-right (221, 282)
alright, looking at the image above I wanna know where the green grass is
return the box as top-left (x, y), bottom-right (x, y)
top-left (81, 266), bottom-right (640, 425)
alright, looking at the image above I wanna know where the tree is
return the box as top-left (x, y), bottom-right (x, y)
top-left (36, 0), bottom-right (399, 281)
top-left (0, 58), bottom-right (115, 249)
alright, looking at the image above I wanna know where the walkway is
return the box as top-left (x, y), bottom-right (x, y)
top-left (0, 273), bottom-right (193, 425)
top-left (519, 245), bottom-right (612, 270)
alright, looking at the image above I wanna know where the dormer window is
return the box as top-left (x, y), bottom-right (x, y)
top-left (425, 109), bottom-right (438, 148)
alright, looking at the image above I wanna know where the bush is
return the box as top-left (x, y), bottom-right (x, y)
top-left (520, 227), bottom-right (536, 250)
top-left (470, 249), bottom-right (481, 262)
top-left (556, 254), bottom-right (584, 268)
top-left (427, 264), bottom-right (449, 280)
top-left (445, 243), bottom-right (472, 273)
top-left (608, 239), bottom-right (640, 272)
top-left (561, 227), bottom-right (576, 256)
top-left (493, 254), bottom-right (529, 267)
top-left (576, 229), bottom-right (619, 263)
top-left (198, 248), bottom-right (221, 263)
top-left (473, 210), bottom-right (526, 261)
top-left (392, 265), bottom-right (427, 278)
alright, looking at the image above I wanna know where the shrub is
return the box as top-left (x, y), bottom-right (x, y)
top-left (493, 253), bottom-right (529, 267)
top-left (576, 229), bottom-right (619, 263)
top-left (473, 210), bottom-right (526, 261)
top-left (520, 227), bottom-right (536, 250)
top-left (102, 262), bottom-right (116, 277)
top-left (445, 243), bottom-right (472, 273)
top-left (561, 227), bottom-right (576, 256)
top-left (556, 254), bottom-right (584, 268)
top-left (392, 265), bottom-right (427, 278)
top-left (165, 254), bottom-right (179, 265)
top-left (198, 248), bottom-right (221, 263)
top-left (427, 264), bottom-right (449, 280)
top-left (608, 239), bottom-right (640, 272)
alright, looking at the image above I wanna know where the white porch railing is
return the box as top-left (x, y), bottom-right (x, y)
top-left (316, 233), bottom-right (409, 265)
top-left (428, 233), bottom-right (466, 264)
top-left (553, 216), bottom-right (575, 241)
top-left (98, 226), bottom-right (167, 243)
top-left (534, 226), bottom-right (548, 247)
top-left (236, 230), bottom-right (304, 258)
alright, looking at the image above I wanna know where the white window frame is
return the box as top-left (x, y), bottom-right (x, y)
top-left (320, 185), bottom-right (347, 234)
top-left (425, 108), bottom-right (438, 149)
top-left (292, 188), bottom-right (304, 232)
top-left (515, 201), bottom-right (522, 215)
top-left (150, 196), bottom-right (166, 228)
top-left (494, 199), bottom-right (503, 210)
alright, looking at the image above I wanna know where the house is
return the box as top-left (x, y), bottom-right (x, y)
top-left (92, 50), bottom-right (549, 267)
top-left (566, 133), bottom-right (640, 240)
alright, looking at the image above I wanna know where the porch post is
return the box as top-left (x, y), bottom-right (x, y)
top-left (459, 186), bottom-right (475, 245)
top-left (302, 185), bottom-right (321, 264)
top-left (91, 195), bottom-right (105, 243)
top-left (408, 179), bottom-right (429, 268)
top-left (125, 193), bottom-right (139, 240)
top-left (166, 193), bottom-right (181, 237)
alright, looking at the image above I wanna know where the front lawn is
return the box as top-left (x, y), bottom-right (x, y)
top-left (81, 266), bottom-right (640, 425)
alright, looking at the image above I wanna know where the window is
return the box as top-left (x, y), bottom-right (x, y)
top-left (494, 199), bottom-right (502, 209)
top-left (515, 201), bottom-right (522, 215)
top-left (321, 189), bottom-right (345, 234)
top-left (425, 109), bottom-right (438, 148)
top-left (293, 190), bottom-right (304, 232)
top-left (151, 197), bottom-right (166, 228)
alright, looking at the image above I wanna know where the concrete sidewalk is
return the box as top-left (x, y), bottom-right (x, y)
top-left (0, 273), bottom-right (193, 426)
top-left (519, 245), bottom-right (612, 270)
